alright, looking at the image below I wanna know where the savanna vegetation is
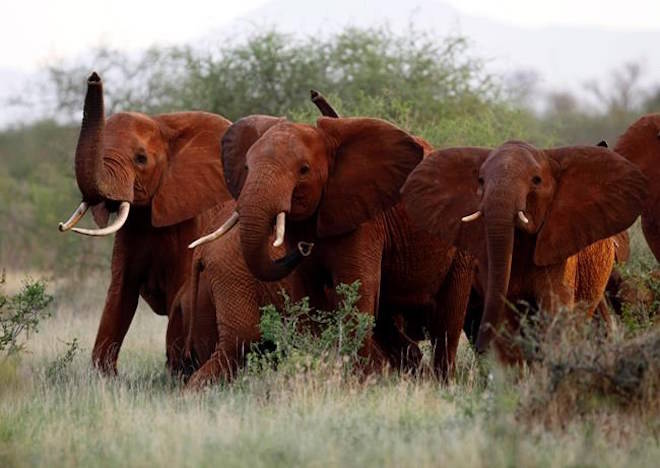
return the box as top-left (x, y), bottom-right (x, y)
top-left (1, 26), bottom-right (659, 467)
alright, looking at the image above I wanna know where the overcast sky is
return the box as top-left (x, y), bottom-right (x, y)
top-left (2, 0), bottom-right (659, 71)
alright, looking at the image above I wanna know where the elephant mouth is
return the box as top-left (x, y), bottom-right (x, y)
top-left (461, 208), bottom-right (532, 228)
top-left (58, 200), bottom-right (131, 236)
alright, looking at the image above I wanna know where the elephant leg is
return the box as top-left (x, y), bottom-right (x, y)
top-left (374, 307), bottom-right (423, 372)
top-left (165, 296), bottom-right (186, 376)
top-left (429, 251), bottom-right (474, 380)
top-left (92, 261), bottom-right (142, 374)
top-left (186, 274), bottom-right (261, 390)
top-left (576, 238), bottom-right (616, 317)
top-left (463, 287), bottom-right (484, 348)
top-left (320, 226), bottom-right (388, 371)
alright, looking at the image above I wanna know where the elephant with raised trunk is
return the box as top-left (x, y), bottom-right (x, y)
top-left (58, 72), bottom-right (232, 374)
top-left (402, 141), bottom-right (647, 362)
top-left (193, 115), bottom-right (475, 378)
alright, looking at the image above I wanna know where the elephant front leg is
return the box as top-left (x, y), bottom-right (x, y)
top-left (92, 279), bottom-right (140, 374)
top-left (324, 239), bottom-right (388, 372)
top-left (186, 282), bottom-right (261, 390)
top-left (429, 251), bottom-right (475, 380)
top-left (92, 247), bottom-right (143, 374)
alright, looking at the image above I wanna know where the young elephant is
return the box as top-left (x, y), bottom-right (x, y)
top-left (614, 114), bottom-right (660, 261)
top-left (193, 116), bottom-right (475, 377)
top-left (176, 201), bottom-right (311, 388)
top-left (402, 142), bottom-right (647, 361)
top-left (57, 72), bottom-right (232, 373)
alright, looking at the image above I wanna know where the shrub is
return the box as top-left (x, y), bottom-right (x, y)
top-left (0, 272), bottom-right (54, 357)
top-left (247, 281), bottom-right (373, 380)
top-left (514, 307), bottom-right (660, 426)
top-left (45, 337), bottom-right (81, 382)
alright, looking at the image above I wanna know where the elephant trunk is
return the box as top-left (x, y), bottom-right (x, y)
top-left (74, 72), bottom-right (106, 204)
top-left (238, 169), bottom-right (301, 282)
top-left (475, 200), bottom-right (516, 355)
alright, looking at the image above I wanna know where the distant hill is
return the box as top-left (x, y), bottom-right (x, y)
top-left (230, 0), bottom-right (660, 94)
top-left (2, 0), bottom-right (659, 127)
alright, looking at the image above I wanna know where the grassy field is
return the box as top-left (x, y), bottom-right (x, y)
top-left (2, 259), bottom-right (659, 468)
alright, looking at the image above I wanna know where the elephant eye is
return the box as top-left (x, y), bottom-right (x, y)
top-left (134, 153), bottom-right (148, 165)
top-left (478, 176), bottom-right (484, 186)
top-left (532, 175), bottom-right (542, 185)
top-left (300, 164), bottom-right (310, 175)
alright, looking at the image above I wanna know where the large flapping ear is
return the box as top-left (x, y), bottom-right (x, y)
top-left (151, 113), bottom-right (233, 227)
top-left (534, 146), bottom-right (647, 266)
top-left (315, 117), bottom-right (424, 237)
top-left (401, 147), bottom-right (490, 253)
top-left (221, 115), bottom-right (285, 199)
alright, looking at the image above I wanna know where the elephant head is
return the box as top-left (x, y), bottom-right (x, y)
top-left (615, 114), bottom-right (660, 261)
top-left (193, 115), bottom-right (423, 281)
top-left (401, 141), bottom-right (647, 354)
top-left (58, 72), bottom-right (231, 235)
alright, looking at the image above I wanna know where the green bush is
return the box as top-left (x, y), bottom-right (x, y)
top-left (0, 273), bottom-right (53, 357)
top-left (247, 281), bottom-right (373, 379)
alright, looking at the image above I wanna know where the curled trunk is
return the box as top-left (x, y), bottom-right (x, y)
top-left (239, 208), bottom-right (302, 282)
top-left (238, 170), bottom-right (302, 282)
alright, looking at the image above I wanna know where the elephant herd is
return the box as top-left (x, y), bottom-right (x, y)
top-left (58, 72), bottom-right (660, 389)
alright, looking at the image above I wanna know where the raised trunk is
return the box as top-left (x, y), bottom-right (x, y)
top-left (475, 210), bottom-right (515, 355)
top-left (74, 72), bottom-right (106, 204)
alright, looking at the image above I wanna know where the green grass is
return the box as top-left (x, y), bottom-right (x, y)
top-left (1, 264), bottom-right (659, 467)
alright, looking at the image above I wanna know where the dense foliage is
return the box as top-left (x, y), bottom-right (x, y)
top-left (1, 26), bottom-right (658, 274)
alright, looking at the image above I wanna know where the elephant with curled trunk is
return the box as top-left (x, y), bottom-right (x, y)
top-left (402, 141), bottom-right (647, 362)
top-left (614, 114), bottom-right (660, 262)
top-left (193, 115), bottom-right (476, 378)
top-left (58, 72), bottom-right (232, 374)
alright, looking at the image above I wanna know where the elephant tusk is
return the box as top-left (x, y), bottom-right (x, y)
top-left (461, 211), bottom-right (482, 223)
top-left (188, 211), bottom-right (240, 249)
top-left (518, 211), bottom-right (529, 224)
top-left (273, 212), bottom-right (286, 247)
top-left (58, 202), bottom-right (89, 232)
top-left (297, 241), bottom-right (314, 257)
top-left (70, 202), bottom-right (130, 236)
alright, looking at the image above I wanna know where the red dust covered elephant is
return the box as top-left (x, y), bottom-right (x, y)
top-left (402, 141), bottom-right (646, 362)
top-left (57, 73), bottom-right (232, 374)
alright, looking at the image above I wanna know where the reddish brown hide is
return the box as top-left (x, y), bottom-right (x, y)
top-left (402, 141), bottom-right (647, 362)
top-left (614, 114), bottom-right (660, 262)
top-left (60, 73), bottom-right (232, 374)
top-left (197, 115), bottom-right (476, 378)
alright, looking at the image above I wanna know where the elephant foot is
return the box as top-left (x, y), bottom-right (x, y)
top-left (91, 354), bottom-right (118, 376)
top-left (184, 350), bottom-right (235, 391)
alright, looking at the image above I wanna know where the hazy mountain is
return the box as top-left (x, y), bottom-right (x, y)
top-left (2, 0), bottom-right (659, 127)
top-left (235, 0), bottom-right (660, 94)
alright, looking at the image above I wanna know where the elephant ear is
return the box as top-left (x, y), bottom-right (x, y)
top-left (315, 117), bottom-right (424, 237)
top-left (534, 146), bottom-right (647, 266)
top-left (401, 147), bottom-right (490, 253)
top-left (151, 114), bottom-right (233, 227)
top-left (221, 115), bottom-right (286, 199)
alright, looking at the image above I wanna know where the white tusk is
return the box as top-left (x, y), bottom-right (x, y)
top-left (272, 212), bottom-right (286, 247)
top-left (518, 211), bottom-right (529, 224)
top-left (461, 211), bottom-right (482, 223)
top-left (188, 211), bottom-right (239, 249)
top-left (58, 202), bottom-right (89, 232)
top-left (70, 202), bottom-right (130, 237)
